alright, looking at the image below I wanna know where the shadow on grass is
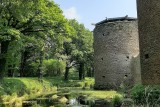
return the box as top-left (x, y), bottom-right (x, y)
top-left (43, 77), bottom-right (95, 90)
top-left (43, 77), bottom-right (84, 88)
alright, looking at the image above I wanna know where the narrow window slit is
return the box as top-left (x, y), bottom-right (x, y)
top-left (145, 54), bottom-right (149, 59)
top-left (125, 75), bottom-right (128, 77)
top-left (102, 76), bottom-right (105, 78)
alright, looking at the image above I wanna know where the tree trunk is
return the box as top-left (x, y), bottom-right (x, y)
top-left (92, 67), bottom-right (94, 77)
top-left (79, 62), bottom-right (84, 80)
top-left (37, 51), bottom-right (43, 82)
top-left (0, 41), bottom-right (10, 79)
top-left (8, 65), bottom-right (14, 77)
top-left (87, 67), bottom-right (93, 77)
top-left (57, 68), bottom-right (61, 76)
top-left (19, 50), bottom-right (28, 77)
top-left (87, 68), bottom-right (90, 77)
top-left (64, 66), bottom-right (70, 81)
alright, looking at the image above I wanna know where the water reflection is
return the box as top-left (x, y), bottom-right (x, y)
top-left (67, 98), bottom-right (89, 107)
top-left (70, 99), bottom-right (79, 105)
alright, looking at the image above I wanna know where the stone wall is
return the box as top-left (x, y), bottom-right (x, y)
top-left (130, 54), bottom-right (141, 84)
top-left (94, 20), bottom-right (140, 89)
top-left (137, 0), bottom-right (160, 85)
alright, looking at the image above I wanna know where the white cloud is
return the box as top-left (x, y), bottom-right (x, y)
top-left (63, 7), bottom-right (81, 21)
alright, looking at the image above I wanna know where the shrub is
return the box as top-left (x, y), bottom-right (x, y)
top-left (111, 95), bottom-right (122, 107)
top-left (131, 84), bottom-right (160, 106)
top-left (43, 59), bottom-right (66, 76)
top-left (131, 84), bottom-right (145, 104)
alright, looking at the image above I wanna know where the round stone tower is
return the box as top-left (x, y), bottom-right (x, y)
top-left (137, 0), bottom-right (160, 85)
top-left (93, 16), bottom-right (140, 89)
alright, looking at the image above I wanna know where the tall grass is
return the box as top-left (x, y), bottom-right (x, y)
top-left (0, 78), bottom-right (57, 106)
top-left (131, 84), bottom-right (160, 107)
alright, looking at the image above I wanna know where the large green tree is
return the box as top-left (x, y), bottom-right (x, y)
top-left (0, 0), bottom-right (71, 78)
top-left (62, 19), bottom-right (93, 80)
top-left (69, 20), bottom-right (93, 80)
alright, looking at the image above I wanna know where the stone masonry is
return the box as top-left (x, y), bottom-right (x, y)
top-left (137, 0), bottom-right (160, 85)
top-left (93, 17), bottom-right (141, 89)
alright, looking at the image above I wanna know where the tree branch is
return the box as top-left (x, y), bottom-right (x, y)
top-left (21, 29), bottom-right (46, 33)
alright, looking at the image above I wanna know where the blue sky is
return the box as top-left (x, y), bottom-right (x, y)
top-left (54, 0), bottom-right (137, 31)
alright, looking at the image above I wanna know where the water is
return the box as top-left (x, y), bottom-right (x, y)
top-left (22, 97), bottom-right (89, 107)
top-left (70, 99), bottom-right (79, 105)
top-left (1, 91), bottom-right (109, 107)
top-left (67, 98), bottom-right (89, 107)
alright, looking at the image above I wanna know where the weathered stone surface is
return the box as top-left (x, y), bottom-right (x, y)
top-left (94, 19), bottom-right (140, 89)
top-left (137, 0), bottom-right (160, 85)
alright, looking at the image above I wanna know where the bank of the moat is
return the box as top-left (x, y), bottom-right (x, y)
top-left (0, 77), bottom-right (122, 107)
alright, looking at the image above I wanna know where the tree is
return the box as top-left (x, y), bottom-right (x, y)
top-left (42, 59), bottom-right (66, 76)
top-left (63, 41), bottom-right (77, 81)
top-left (5, 39), bottom-right (23, 77)
top-left (61, 19), bottom-right (93, 80)
top-left (68, 19), bottom-right (93, 80)
top-left (0, 0), bottom-right (71, 78)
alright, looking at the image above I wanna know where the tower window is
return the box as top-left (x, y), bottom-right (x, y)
top-left (126, 56), bottom-right (129, 59)
top-left (101, 58), bottom-right (103, 61)
top-left (102, 76), bottom-right (105, 78)
top-left (145, 54), bottom-right (149, 59)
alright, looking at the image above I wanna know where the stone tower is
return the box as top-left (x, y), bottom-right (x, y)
top-left (93, 16), bottom-right (140, 89)
top-left (137, 0), bottom-right (160, 84)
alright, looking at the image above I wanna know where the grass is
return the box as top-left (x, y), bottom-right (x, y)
top-left (77, 90), bottom-right (122, 99)
top-left (0, 77), bottom-right (122, 106)
top-left (0, 77), bottom-right (57, 106)
top-left (44, 77), bottom-right (94, 87)
top-left (0, 78), bottom-right (57, 96)
top-left (60, 87), bottom-right (122, 100)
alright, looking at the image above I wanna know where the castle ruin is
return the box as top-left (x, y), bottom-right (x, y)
top-left (93, 16), bottom-right (141, 89)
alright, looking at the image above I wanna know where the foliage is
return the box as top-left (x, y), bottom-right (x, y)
top-left (111, 95), bottom-right (122, 107)
top-left (0, 77), bottom-right (93, 103)
top-left (0, 77), bottom-right (123, 106)
top-left (0, 0), bottom-right (73, 77)
top-left (131, 84), bottom-right (160, 106)
top-left (61, 19), bottom-right (93, 80)
top-left (5, 40), bottom-right (23, 76)
top-left (0, 77), bottom-right (57, 105)
top-left (44, 77), bottom-right (94, 88)
top-left (68, 19), bottom-right (93, 68)
top-left (0, 0), bottom-right (70, 42)
top-left (58, 96), bottom-right (68, 104)
top-left (69, 89), bottom-right (122, 100)
top-left (0, 0), bottom-right (93, 82)
top-left (0, 0), bottom-right (95, 106)
top-left (43, 59), bottom-right (66, 76)
top-left (0, 78), bottom-right (57, 96)
top-left (131, 84), bottom-right (145, 104)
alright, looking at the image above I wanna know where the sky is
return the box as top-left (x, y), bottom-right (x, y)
top-left (54, 0), bottom-right (137, 31)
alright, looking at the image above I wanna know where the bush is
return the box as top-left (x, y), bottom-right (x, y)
top-left (131, 84), bottom-right (145, 104)
top-left (131, 84), bottom-right (160, 106)
top-left (43, 59), bottom-right (66, 76)
top-left (111, 95), bottom-right (122, 107)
